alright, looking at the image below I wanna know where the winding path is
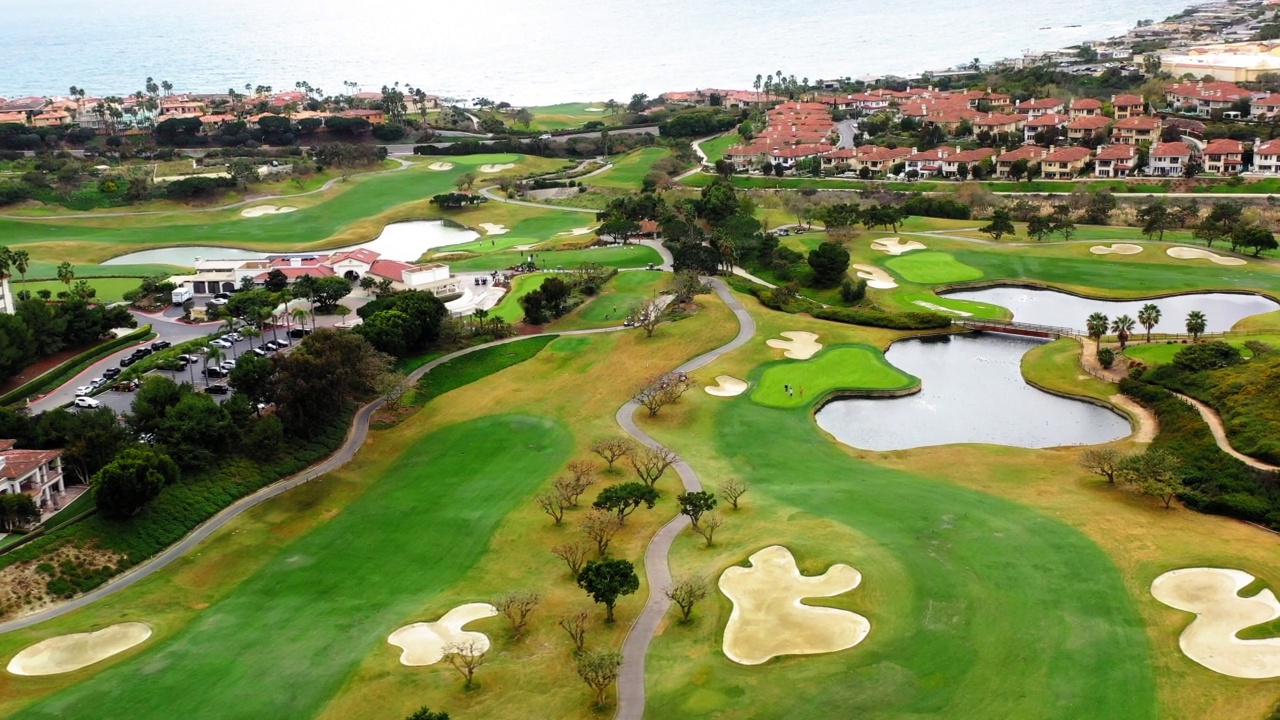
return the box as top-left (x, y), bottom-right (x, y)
top-left (0, 326), bottom-right (623, 635)
top-left (613, 278), bottom-right (756, 720)
top-left (1174, 393), bottom-right (1280, 472)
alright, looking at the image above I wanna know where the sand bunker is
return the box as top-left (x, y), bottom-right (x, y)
top-left (1166, 247), bottom-right (1247, 266)
top-left (766, 331), bottom-right (822, 360)
top-left (871, 237), bottom-right (926, 255)
top-left (240, 205), bottom-right (297, 218)
top-left (479, 223), bottom-right (509, 235)
top-left (705, 375), bottom-right (748, 397)
top-left (7, 622), bottom-right (151, 676)
top-left (479, 163), bottom-right (516, 173)
top-left (557, 227), bottom-right (597, 236)
top-left (852, 264), bottom-right (898, 289)
top-left (1151, 568), bottom-right (1280, 679)
top-left (719, 546), bottom-right (869, 666)
top-left (913, 300), bottom-right (972, 317)
top-left (584, 107), bottom-right (605, 112)
top-left (426, 162), bottom-right (455, 171)
top-left (387, 603), bottom-right (497, 667)
top-left (1090, 243), bottom-right (1144, 255)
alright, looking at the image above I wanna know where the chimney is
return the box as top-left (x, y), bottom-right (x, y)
top-left (290, 257), bottom-right (301, 268)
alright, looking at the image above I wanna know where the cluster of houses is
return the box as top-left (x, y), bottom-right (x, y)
top-left (168, 248), bottom-right (461, 299)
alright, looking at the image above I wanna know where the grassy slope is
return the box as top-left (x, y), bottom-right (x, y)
top-left (551, 271), bottom-right (668, 330)
top-left (698, 134), bottom-right (738, 164)
top-left (749, 345), bottom-right (916, 408)
top-left (446, 245), bottom-right (660, 272)
top-left (589, 148), bottom-right (672, 190)
top-left (489, 272), bottom-right (552, 323)
top-left (12, 416), bottom-right (574, 720)
top-left (883, 251), bottom-right (984, 284)
top-left (414, 337), bottom-right (557, 404)
top-left (22, 278), bottom-right (141, 303)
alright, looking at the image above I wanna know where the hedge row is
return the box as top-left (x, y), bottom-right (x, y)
top-left (814, 307), bottom-right (952, 330)
top-left (1120, 378), bottom-right (1280, 529)
top-left (0, 325), bottom-right (154, 407)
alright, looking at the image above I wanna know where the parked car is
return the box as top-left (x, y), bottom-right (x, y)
top-left (113, 379), bottom-right (140, 392)
top-left (177, 354), bottom-right (200, 363)
top-left (210, 297), bottom-right (229, 306)
top-left (204, 384), bottom-right (230, 395)
top-left (225, 333), bottom-right (243, 342)
top-left (272, 337), bottom-right (291, 347)
top-left (103, 367), bottom-right (121, 379)
top-left (210, 339), bottom-right (232, 349)
top-left (251, 348), bottom-right (268, 357)
top-left (119, 355), bottom-right (137, 368)
top-left (73, 396), bottom-right (101, 409)
top-left (288, 328), bottom-right (312, 339)
top-left (74, 385), bottom-right (93, 397)
top-left (213, 292), bottom-right (231, 301)
top-left (131, 347), bottom-right (152, 359)
top-left (264, 340), bottom-right (283, 351)
top-left (89, 377), bottom-right (107, 389)
top-left (219, 361), bottom-right (236, 372)
top-left (258, 343), bottom-right (275, 353)
top-left (150, 340), bottom-right (172, 351)
top-left (202, 367), bottom-right (227, 378)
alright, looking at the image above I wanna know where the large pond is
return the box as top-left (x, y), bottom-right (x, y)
top-left (944, 287), bottom-right (1278, 333)
top-left (815, 334), bottom-right (1132, 451)
top-left (101, 220), bottom-right (479, 266)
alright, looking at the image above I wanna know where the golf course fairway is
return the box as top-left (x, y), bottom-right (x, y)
top-left (11, 415), bottom-right (572, 720)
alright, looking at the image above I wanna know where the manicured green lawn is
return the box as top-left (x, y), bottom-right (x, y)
top-left (1123, 339), bottom-right (1257, 366)
top-left (13, 415), bottom-right (573, 720)
top-left (446, 245), bottom-right (660, 273)
top-left (589, 148), bottom-right (673, 189)
top-left (24, 277), bottom-right (141, 303)
top-left (490, 272), bottom-right (553, 323)
top-left (643, 397), bottom-right (1156, 720)
top-left (520, 103), bottom-right (617, 132)
top-left (897, 292), bottom-right (1008, 319)
top-left (554, 270), bottom-right (667, 329)
top-left (698, 134), bottom-right (738, 164)
top-left (884, 252), bottom-right (984, 284)
top-left (954, 250), bottom-right (1280, 296)
top-left (415, 337), bottom-right (556, 403)
top-left (750, 345), bottom-right (916, 408)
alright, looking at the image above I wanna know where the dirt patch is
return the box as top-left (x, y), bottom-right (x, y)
top-left (1166, 247), bottom-right (1247, 266)
top-left (1110, 394), bottom-right (1157, 443)
top-left (1151, 568), bottom-right (1280, 679)
top-left (766, 331), bottom-right (822, 360)
top-left (705, 375), bottom-right (748, 397)
top-left (719, 545), bottom-right (870, 665)
top-left (7, 622), bottom-right (151, 676)
top-left (0, 545), bottom-right (126, 621)
top-left (387, 603), bottom-right (497, 666)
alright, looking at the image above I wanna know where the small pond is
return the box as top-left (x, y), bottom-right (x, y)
top-left (944, 287), bottom-right (1278, 334)
top-left (815, 334), bottom-right (1132, 451)
top-left (101, 220), bottom-right (480, 267)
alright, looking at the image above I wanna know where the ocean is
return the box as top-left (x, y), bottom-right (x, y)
top-left (1, 0), bottom-right (1194, 105)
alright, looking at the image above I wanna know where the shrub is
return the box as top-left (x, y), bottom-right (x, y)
top-left (1173, 341), bottom-right (1243, 371)
top-left (1097, 347), bottom-right (1116, 368)
top-left (814, 307), bottom-right (951, 330)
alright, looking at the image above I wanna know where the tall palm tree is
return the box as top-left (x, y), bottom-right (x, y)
top-left (186, 352), bottom-right (198, 387)
top-left (203, 347), bottom-right (224, 387)
top-left (254, 307), bottom-right (277, 343)
top-left (221, 318), bottom-right (239, 359)
top-left (291, 307), bottom-right (309, 334)
top-left (1111, 314), bottom-right (1136, 351)
top-left (1137, 303), bottom-right (1162, 344)
top-left (56, 261), bottom-right (74, 292)
top-left (1086, 312), bottom-right (1109, 350)
top-left (1186, 311), bottom-right (1207, 341)
top-left (243, 325), bottom-right (261, 351)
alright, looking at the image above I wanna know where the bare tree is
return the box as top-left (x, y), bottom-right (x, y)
top-left (555, 461), bottom-right (598, 507)
top-left (576, 649), bottom-right (623, 708)
top-left (629, 444), bottom-right (678, 488)
top-left (558, 609), bottom-right (591, 653)
top-left (634, 371), bottom-right (697, 417)
top-left (664, 576), bottom-right (709, 622)
top-left (718, 477), bottom-right (750, 509)
top-left (536, 491), bottom-right (568, 525)
top-left (590, 437), bottom-right (635, 471)
top-left (1078, 447), bottom-right (1127, 484)
top-left (691, 513), bottom-right (723, 547)
top-left (630, 298), bottom-right (665, 338)
top-left (552, 541), bottom-right (591, 577)
top-left (443, 640), bottom-right (488, 688)
top-left (374, 370), bottom-right (408, 411)
top-left (579, 509), bottom-right (623, 556)
top-left (494, 590), bottom-right (541, 639)
top-left (567, 459), bottom-right (598, 486)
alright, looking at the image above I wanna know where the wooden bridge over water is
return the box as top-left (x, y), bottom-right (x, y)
top-left (954, 319), bottom-right (1080, 339)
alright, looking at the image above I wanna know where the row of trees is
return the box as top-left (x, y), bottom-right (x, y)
top-left (1085, 307), bottom-right (1207, 352)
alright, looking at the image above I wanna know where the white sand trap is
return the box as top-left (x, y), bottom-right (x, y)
top-left (719, 546), bottom-right (870, 666)
top-left (766, 331), bottom-right (822, 360)
top-left (557, 226), bottom-right (597, 236)
top-left (7, 622), bottom-right (151, 676)
top-left (1167, 247), bottom-right (1246, 266)
top-left (852, 264), bottom-right (898, 289)
top-left (1090, 243), bottom-right (1144, 255)
top-left (426, 162), bottom-right (455, 171)
top-left (1151, 568), bottom-right (1280, 679)
top-left (479, 223), bottom-right (509, 235)
top-left (387, 603), bottom-right (497, 667)
top-left (705, 375), bottom-right (748, 397)
top-left (913, 300), bottom-right (972, 317)
top-left (240, 205), bottom-right (297, 218)
top-left (512, 244), bottom-right (539, 252)
top-left (478, 163), bottom-right (516, 173)
top-left (871, 237), bottom-right (926, 255)
top-left (584, 107), bottom-right (605, 112)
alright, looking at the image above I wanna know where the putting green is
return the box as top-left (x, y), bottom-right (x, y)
top-left (644, 399), bottom-right (1156, 719)
top-left (446, 244), bottom-right (660, 273)
top-left (557, 270), bottom-right (668, 328)
top-left (750, 345), bottom-right (916, 409)
top-left (12, 415), bottom-right (572, 720)
top-left (883, 252), bottom-right (984, 284)
top-left (590, 148), bottom-right (673, 190)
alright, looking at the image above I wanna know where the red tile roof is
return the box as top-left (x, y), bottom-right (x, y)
top-left (1095, 144), bottom-right (1138, 161)
top-left (1025, 113), bottom-right (1069, 128)
top-left (972, 113), bottom-right (1026, 127)
top-left (1015, 98), bottom-right (1065, 110)
top-left (1112, 94), bottom-right (1145, 107)
top-left (1165, 81), bottom-right (1251, 102)
top-left (1042, 146), bottom-right (1093, 163)
top-left (369, 259), bottom-right (415, 281)
top-left (1068, 115), bottom-right (1113, 130)
top-left (1152, 141), bottom-right (1194, 158)
top-left (1113, 116), bottom-right (1160, 130)
top-left (1255, 138), bottom-right (1280, 156)
top-left (1071, 98), bottom-right (1103, 110)
top-left (328, 248), bottom-right (381, 265)
top-left (947, 148), bottom-right (996, 163)
top-left (997, 145), bottom-right (1049, 162)
top-left (0, 449), bottom-right (61, 479)
top-left (1203, 138), bottom-right (1244, 155)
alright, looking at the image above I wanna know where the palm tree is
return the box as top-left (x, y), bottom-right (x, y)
top-left (1111, 314), bottom-right (1136, 351)
top-left (56, 261), bottom-right (74, 292)
top-left (1186, 311), bottom-right (1207, 341)
top-left (1137, 303), bottom-right (1162, 344)
top-left (254, 307), bottom-right (278, 343)
top-left (186, 351), bottom-right (198, 387)
top-left (291, 307), bottom-right (309, 334)
top-left (1086, 312), bottom-right (1109, 350)
top-left (221, 318), bottom-right (239, 359)
top-left (243, 325), bottom-right (261, 350)
top-left (203, 347), bottom-right (224, 387)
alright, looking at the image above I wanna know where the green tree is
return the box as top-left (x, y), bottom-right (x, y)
top-left (1232, 224), bottom-right (1278, 257)
top-left (1193, 201), bottom-right (1243, 248)
top-left (1185, 310), bottom-right (1207, 340)
top-left (576, 650), bottom-right (623, 708)
top-left (1118, 448), bottom-right (1185, 509)
top-left (806, 241), bottom-right (851, 287)
top-left (514, 108), bottom-right (533, 128)
top-left (576, 558), bottom-right (639, 622)
top-left (1086, 312), bottom-right (1109, 350)
top-left (56, 261), bottom-right (75, 291)
top-left (354, 309), bottom-right (414, 357)
top-left (1110, 314), bottom-right (1135, 350)
top-left (676, 490), bottom-right (717, 528)
top-left (592, 482), bottom-right (659, 524)
top-left (1138, 200), bottom-right (1174, 241)
top-left (1137, 303), bottom-right (1162, 343)
top-left (227, 158), bottom-right (259, 189)
top-left (0, 314), bottom-right (37, 385)
top-left (229, 352), bottom-right (274, 404)
top-left (980, 208), bottom-right (1015, 240)
top-left (92, 447), bottom-right (179, 519)
top-left (0, 494), bottom-right (40, 532)
top-left (406, 708), bottom-right (449, 720)
top-left (1026, 214), bottom-right (1053, 241)
top-left (311, 276), bottom-right (353, 310)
